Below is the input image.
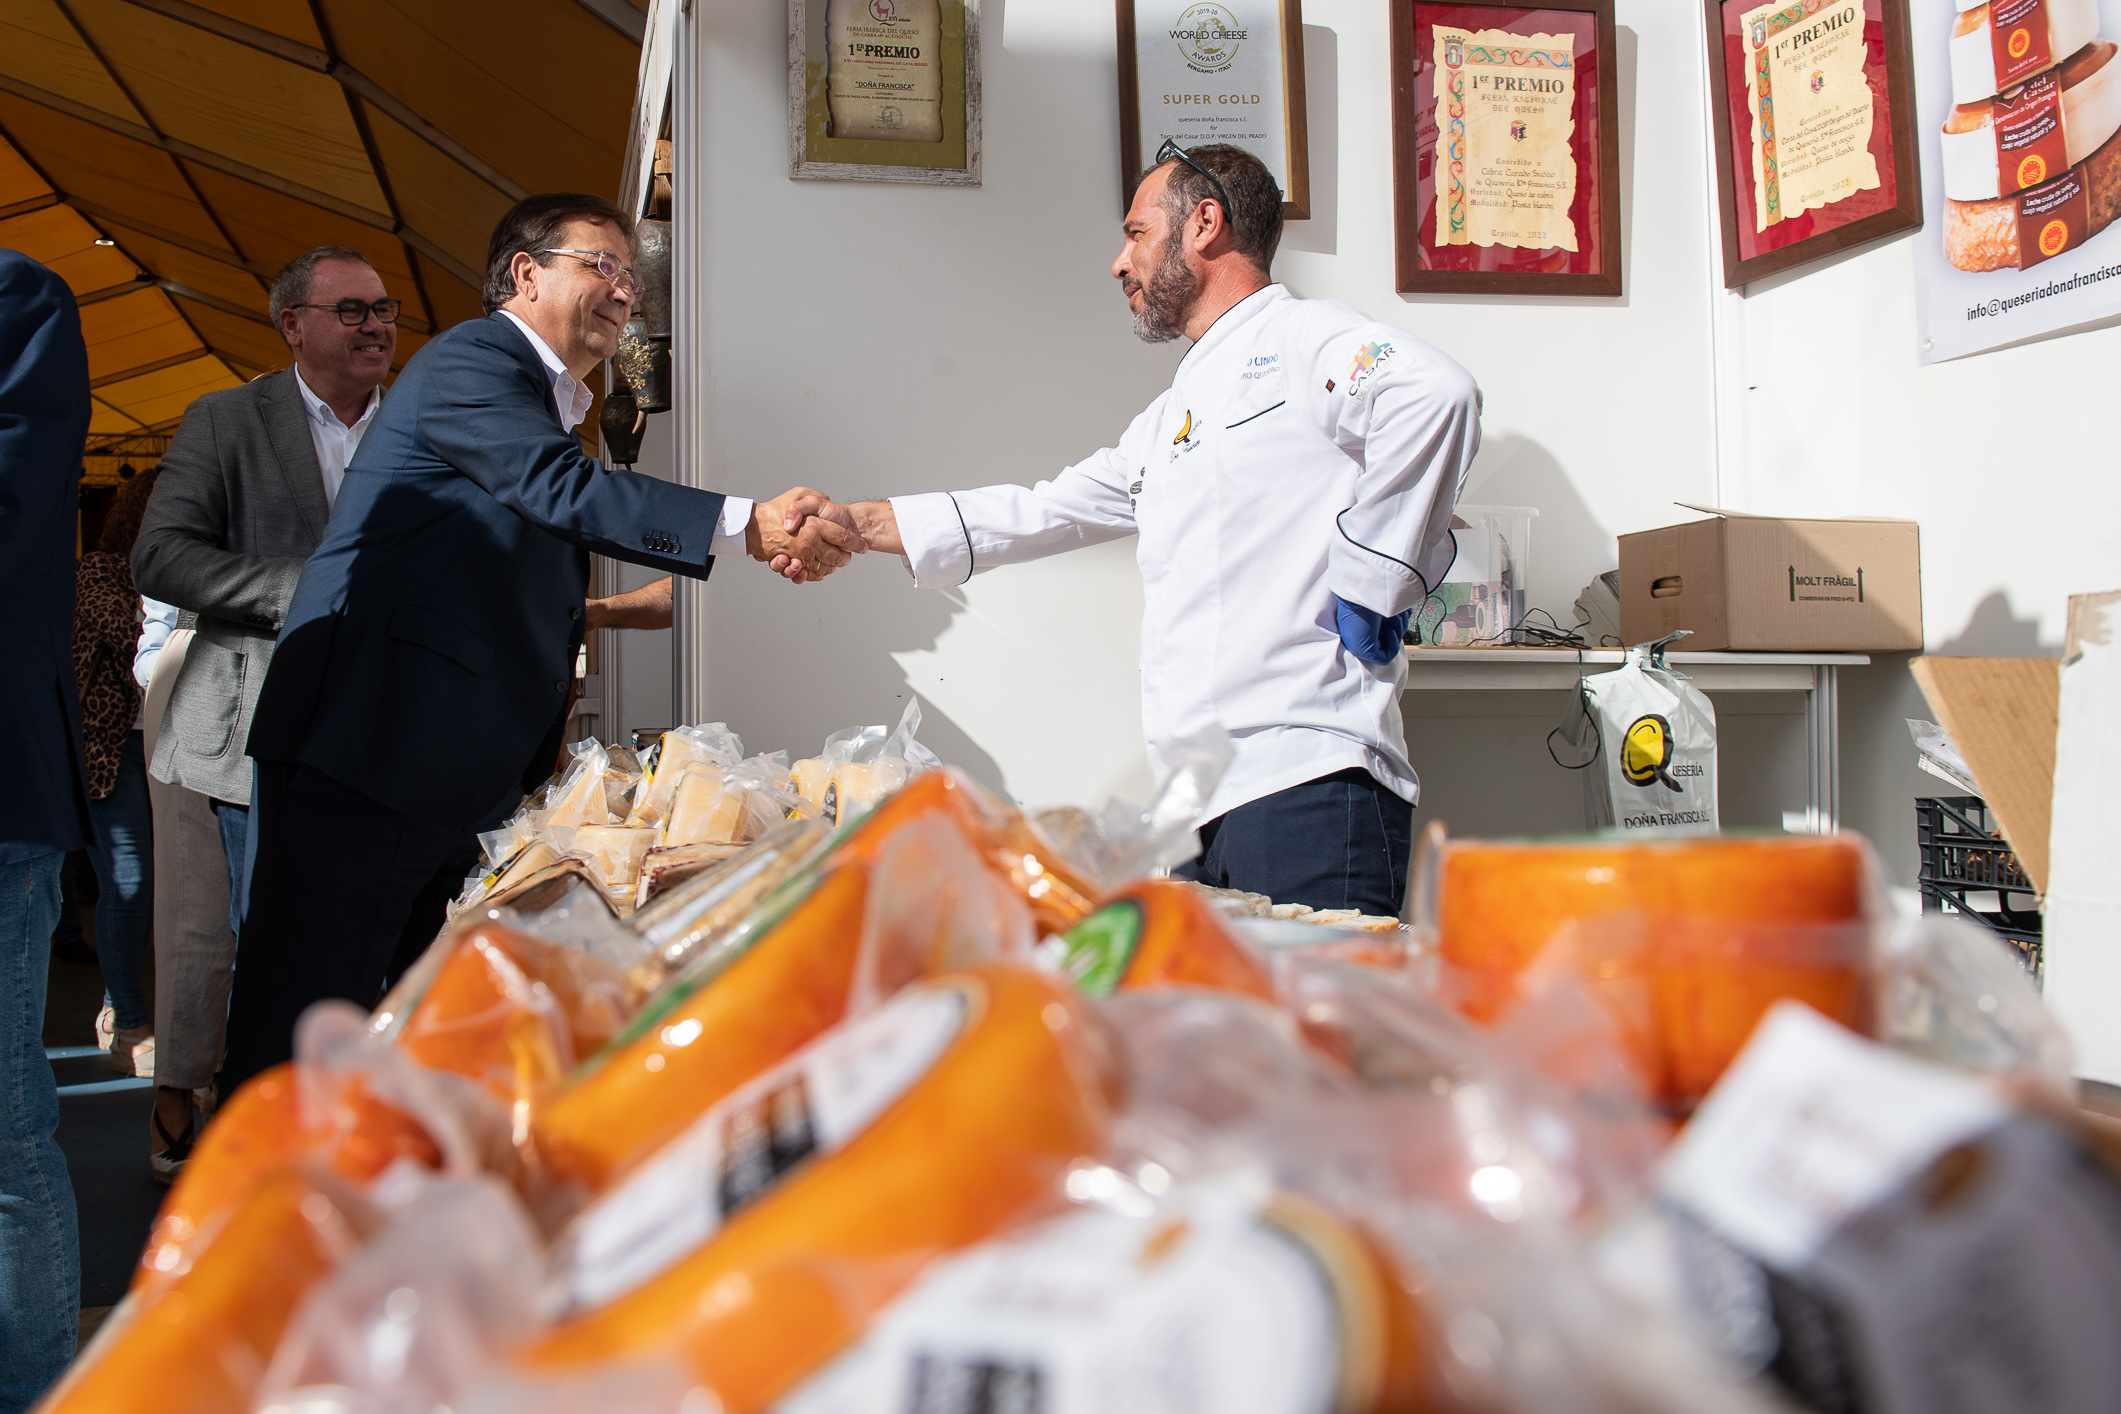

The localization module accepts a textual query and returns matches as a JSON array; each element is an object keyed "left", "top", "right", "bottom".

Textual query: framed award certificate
[
  {"left": 1390, "top": 0, "right": 1623, "bottom": 294},
  {"left": 1705, "top": 0, "right": 1921, "bottom": 286},
  {"left": 788, "top": 0, "right": 982, "bottom": 186},
  {"left": 1116, "top": 1, "right": 1312, "bottom": 218}
]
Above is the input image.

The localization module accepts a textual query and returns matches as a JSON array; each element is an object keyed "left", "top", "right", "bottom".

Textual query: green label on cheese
[{"left": 1062, "top": 900, "right": 1144, "bottom": 998}]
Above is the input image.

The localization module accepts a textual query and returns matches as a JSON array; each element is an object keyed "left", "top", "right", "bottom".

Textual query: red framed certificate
[
  {"left": 1390, "top": 0, "right": 1622, "bottom": 294},
  {"left": 1705, "top": 0, "right": 1922, "bottom": 286}
]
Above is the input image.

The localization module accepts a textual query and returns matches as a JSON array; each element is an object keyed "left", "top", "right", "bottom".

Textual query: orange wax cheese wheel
[
  {"left": 532, "top": 864, "right": 871, "bottom": 1193},
  {"left": 523, "top": 964, "right": 1118, "bottom": 1413},
  {"left": 63, "top": 1169, "right": 366, "bottom": 1414},
  {"left": 1432, "top": 834, "right": 1870, "bottom": 1020},
  {"left": 134, "top": 1063, "right": 436, "bottom": 1292},
  {"left": 395, "top": 922, "right": 640, "bottom": 1104},
  {"left": 1062, "top": 879, "right": 1277, "bottom": 1001},
  {"left": 840, "top": 770, "right": 1099, "bottom": 936}
]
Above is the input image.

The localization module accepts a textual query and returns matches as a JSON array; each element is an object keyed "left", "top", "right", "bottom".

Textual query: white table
[{"left": 1402, "top": 648, "right": 1870, "bottom": 831}]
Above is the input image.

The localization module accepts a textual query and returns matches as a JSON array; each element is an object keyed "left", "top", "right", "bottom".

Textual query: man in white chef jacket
[{"left": 825, "top": 143, "right": 1483, "bottom": 915}]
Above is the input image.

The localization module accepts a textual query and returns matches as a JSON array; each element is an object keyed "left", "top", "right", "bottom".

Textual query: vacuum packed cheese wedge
[
  {"left": 55, "top": 1168, "right": 372, "bottom": 1414},
  {"left": 532, "top": 863, "right": 873, "bottom": 1192},
  {"left": 395, "top": 921, "right": 641, "bottom": 1104},
  {"left": 774, "top": 1183, "right": 1429, "bottom": 1414},
  {"left": 1422, "top": 833, "right": 1875, "bottom": 1109},
  {"left": 568, "top": 824, "right": 656, "bottom": 908},
  {"left": 1061, "top": 879, "right": 1277, "bottom": 1001},
  {"left": 133, "top": 1063, "right": 438, "bottom": 1292},
  {"left": 1951, "top": 0, "right": 2100, "bottom": 105},
  {"left": 789, "top": 756, "right": 833, "bottom": 814},
  {"left": 1944, "top": 42, "right": 2121, "bottom": 199},
  {"left": 522, "top": 965, "right": 1118, "bottom": 1414},
  {"left": 663, "top": 763, "right": 748, "bottom": 846}
]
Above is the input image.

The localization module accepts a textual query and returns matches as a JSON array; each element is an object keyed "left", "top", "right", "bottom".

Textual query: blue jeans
[
  {"left": 0, "top": 854, "right": 80, "bottom": 1411},
  {"left": 87, "top": 732, "right": 154, "bottom": 1032},
  {"left": 1176, "top": 767, "right": 1415, "bottom": 916},
  {"left": 213, "top": 799, "right": 248, "bottom": 938}
]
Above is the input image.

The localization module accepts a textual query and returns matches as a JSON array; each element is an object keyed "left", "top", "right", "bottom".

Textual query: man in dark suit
[
  {"left": 221, "top": 193, "right": 863, "bottom": 1090},
  {"left": 133, "top": 244, "right": 396, "bottom": 1170},
  {"left": 0, "top": 249, "right": 90, "bottom": 1411}
]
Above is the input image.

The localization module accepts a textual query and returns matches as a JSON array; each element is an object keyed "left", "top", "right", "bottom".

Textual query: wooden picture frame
[
  {"left": 1390, "top": 0, "right": 1622, "bottom": 295},
  {"left": 788, "top": 0, "right": 982, "bottom": 186},
  {"left": 1704, "top": 0, "right": 1921, "bottom": 287},
  {"left": 1117, "top": 1, "right": 1311, "bottom": 218}
]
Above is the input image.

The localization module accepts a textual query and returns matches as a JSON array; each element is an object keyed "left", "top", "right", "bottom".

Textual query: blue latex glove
[{"left": 1334, "top": 595, "right": 1412, "bottom": 665}]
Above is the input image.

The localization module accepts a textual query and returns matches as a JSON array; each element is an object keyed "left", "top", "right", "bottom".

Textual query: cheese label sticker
[
  {"left": 1988, "top": 0, "right": 2053, "bottom": 92},
  {"left": 1061, "top": 901, "right": 1143, "bottom": 998},
  {"left": 554, "top": 983, "right": 969, "bottom": 1314},
  {"left": 2015, "top": 163, "right": 2091, "bottom": 267},
  {"left": 1993, "top": 70, "right": 2068, "bottom": 195}
]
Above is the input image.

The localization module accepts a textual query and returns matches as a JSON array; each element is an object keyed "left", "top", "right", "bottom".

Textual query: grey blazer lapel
[{"left": 259, "top": 370, "right": 329, "bottom": 542}]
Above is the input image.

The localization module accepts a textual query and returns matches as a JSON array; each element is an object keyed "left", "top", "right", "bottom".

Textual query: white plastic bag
[{"left": 1558, "top": 644, "right": 1717, "bottom": 834}]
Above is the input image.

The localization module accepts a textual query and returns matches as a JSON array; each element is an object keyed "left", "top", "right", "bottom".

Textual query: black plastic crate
[{"left": 1916, "top": 796, "right": 2042, "bottom": 982}]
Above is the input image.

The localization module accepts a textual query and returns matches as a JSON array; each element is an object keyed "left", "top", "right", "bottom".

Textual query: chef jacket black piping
[
  {"left": 1225, "top": 400, "right": 1286, "bottom": 429},
  {"left": 948, "top": 492, "right": 975, "bottom": 585},
  {"left": 1336, "top": 508, "right": 1430, "bottom": 599}
]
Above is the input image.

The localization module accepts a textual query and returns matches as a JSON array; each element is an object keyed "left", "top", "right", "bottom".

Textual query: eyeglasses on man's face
[
  {"left": 537, "top": 248, "right": 639, "bottom": 297},
  {"left": 1154, "top": 138, "right": 1236, "bottom": 228},
  {"left": 292, "top": 298, "right": 402, "bottom": 326}
]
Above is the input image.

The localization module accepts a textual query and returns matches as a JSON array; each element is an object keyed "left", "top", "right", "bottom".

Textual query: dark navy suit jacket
[
  {"left": 0, "top": 250, "right": 94, "bottom": 863},
  {"left": 247, "top": 314, "right": 725, "bottom": 829}
]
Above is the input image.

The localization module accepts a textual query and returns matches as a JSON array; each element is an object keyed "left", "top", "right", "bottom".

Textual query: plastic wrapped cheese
[
  {"left": 775, "top": 1180, "right": 1429, "bottom": 1414},
  {"left": 394, "top": 921, "right": 644, "bottom": 1108},
  {"left": 1060, "top": 878, "right": 1277, "bottom": 1002},
  {"left": 532, "top": 863, "right": 874, "bottom": 1193},
  {"left": 1413, "top": 829, "right": 1878, "bottom": 1110},
  {"left": 132, "top": 1062, "right": 439, "bottom": 1294},
  {"left": 561, "top": 824, "right": 657, "bottom": 910},
  {"left": 789, "top": 756, "right": 833, "bottom": 814},
  {"left": 543, "top": 740, "right": 614, "bottom": 828},
  {"left": 522, "top": 965, "right": 1120, "bottom": 1413},
  {"left": 661, "top": 761, "right": 744, "bottom": 846},
  {"left": 51, "top": 1168, "right": 376, "bottom": 1414},
  {"left": 626, "top": 723, "right": 744, "bottom": 831}
]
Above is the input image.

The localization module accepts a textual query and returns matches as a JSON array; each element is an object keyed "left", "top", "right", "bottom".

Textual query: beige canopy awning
[{"left": 0, "top": 0, "right": 646, "bottom": 481}]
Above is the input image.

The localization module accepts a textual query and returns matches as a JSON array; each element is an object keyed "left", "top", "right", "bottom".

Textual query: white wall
[{"left": 675, "top": 0, "right": 2113, "bottom": 885}]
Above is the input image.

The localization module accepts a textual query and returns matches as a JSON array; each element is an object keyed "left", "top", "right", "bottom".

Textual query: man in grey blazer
[{"left": 131, "top": 245, "right": 396, "bottom": 1170}]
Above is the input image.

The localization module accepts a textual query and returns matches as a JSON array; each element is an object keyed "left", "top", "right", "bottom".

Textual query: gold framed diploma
[
  {"left": 1116, "top": 1, "right": 1312, "bottom": 218},
  {"left": 1389, "top": 0, "right": 1623, "bottom": 294},
  {"left": 788, "top": 0, "right": 982, "bottom": 186},
  {"left": 1705, "top": 0, "right": 1921, "bottom": 285}
]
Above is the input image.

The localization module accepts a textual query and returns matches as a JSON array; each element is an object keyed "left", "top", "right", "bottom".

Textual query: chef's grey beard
[{"left": 1129, "top": 228, "right": 1198, "bottom": 343}]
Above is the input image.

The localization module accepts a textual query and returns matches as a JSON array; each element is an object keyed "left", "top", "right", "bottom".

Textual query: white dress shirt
[
  {"left": 496, "top": 308, "right": 751, "bottom": 556},
  {"left": 890, "top": 285, "right": 1482, "bottom": 823},
  {"left": 292, "top": 366, "right": 380, "bottom": 512},
  {"left": 135, "top": 595, "right": 178, "bottom": 689}
]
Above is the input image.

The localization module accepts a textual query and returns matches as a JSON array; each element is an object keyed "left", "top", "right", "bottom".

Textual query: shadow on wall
[
  {"left": 1934, "top": 591, "right": 2062, "bottom": 658},
  {"left": 1457, "top": 431, "right": 1617, "bottom": 625},
  {"left": 1281, "top": 25, "right": 1339, "bottom": 258}
]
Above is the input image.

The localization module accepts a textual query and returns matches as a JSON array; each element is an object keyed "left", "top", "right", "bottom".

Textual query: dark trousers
[
  {"left": 220, "top": 760, "right": 477, "bottom": 1095},
  {"left": 1175, "top": 767, "right": 1414, "bottom": 916}
]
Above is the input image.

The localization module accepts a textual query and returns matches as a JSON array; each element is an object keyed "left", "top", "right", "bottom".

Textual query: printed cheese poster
[{"left": 1913, "top": 0, "right": 2121, "bottom": 360}]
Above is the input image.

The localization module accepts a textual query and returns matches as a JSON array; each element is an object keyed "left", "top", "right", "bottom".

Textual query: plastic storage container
[{"left": 1422, "top": 504, "right": 1537, "bottom": 646}]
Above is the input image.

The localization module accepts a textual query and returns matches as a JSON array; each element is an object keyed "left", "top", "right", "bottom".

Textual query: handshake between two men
[{"left": 585, "top": 486, "right": 901, "bottom": 631}]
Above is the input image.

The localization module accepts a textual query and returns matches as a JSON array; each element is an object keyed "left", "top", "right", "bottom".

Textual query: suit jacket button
[
  {"left": 569, "top": 606, "right": 581, "bottom": 621},
  {"left": 554, "top": 679, "right": 567, "bottom": 693}
]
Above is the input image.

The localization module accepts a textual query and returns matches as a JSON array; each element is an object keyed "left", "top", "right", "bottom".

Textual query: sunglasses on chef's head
[{"left": 1154, "top": 138, "right": 1236, "bottom": 227}]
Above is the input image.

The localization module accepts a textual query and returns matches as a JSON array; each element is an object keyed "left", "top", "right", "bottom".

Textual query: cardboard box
[
  {"left": 1909, "top": 655, "right": 2059, "bottom": 893},
  {"left": 1618, "top": 505, "right": 1923, "bottom": 652}
]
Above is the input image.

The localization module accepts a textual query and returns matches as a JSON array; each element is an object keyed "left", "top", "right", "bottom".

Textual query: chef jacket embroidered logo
[
  {"left": 1621, "top": 713, "right": 1682, "bottom": 792},
  {"left": 1243, "top": 353, "right": 1279, "bottom": 379},
  {"left": 1170, "top": 409, "right": 1203, "bottom": 460},
  {"left": 1345, "top": 341, "right": 1394, "bottom": 397},
  {"left": 1172, "top": 4, "right": 1247, "bottom": 74}
]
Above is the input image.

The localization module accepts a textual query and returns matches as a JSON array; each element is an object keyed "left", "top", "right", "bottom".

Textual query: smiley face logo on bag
[{"left": 1621, "top": 713, "right": 1682, "bottom": 792}]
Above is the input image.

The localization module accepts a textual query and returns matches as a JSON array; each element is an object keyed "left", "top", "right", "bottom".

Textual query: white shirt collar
[
  {"left": 497, "top": 309, "right": 594, "bottom": 433},
  {"left": 291, "top": 365, "right": 380, "bottom": 433}
]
